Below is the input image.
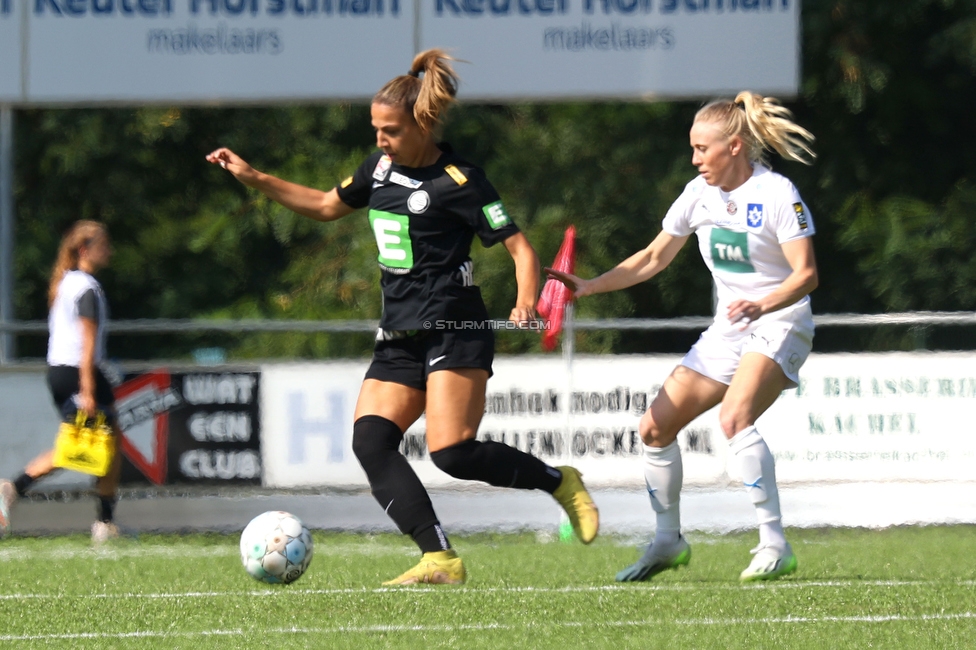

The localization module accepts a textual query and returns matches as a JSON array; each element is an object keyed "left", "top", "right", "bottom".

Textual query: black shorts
[
  {"left": 47, "top": 365, "right": 117, "bottom": 421},
  {"left": 365, "top": 329, "right": 494, "bottom": 391}
]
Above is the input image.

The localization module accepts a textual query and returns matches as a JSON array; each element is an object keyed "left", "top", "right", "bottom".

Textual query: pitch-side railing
[
  {"left": 1, "top": 310, "right": 973, "bottom": 365},
  {"left": 3, "top": 310, "right": 975, "bottom": 336}
]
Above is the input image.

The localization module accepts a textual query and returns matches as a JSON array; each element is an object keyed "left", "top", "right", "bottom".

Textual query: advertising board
[
  {"left": 115, "top": 369, "right": 262, "bottom": 485},
  {"left": 6, "top": 0, "right": 413, "bottom": 103},
  {"left": 259, "top": 352, "right": 976, "bottom": 489},
  {"left": 0, "top": 0, "right": 797, "bottom": 103},
  {"left": 422, "top": 0, "right": 799, "bottom": 100}
]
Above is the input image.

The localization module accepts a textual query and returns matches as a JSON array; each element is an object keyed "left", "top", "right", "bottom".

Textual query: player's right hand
[
  {"left": 78, "top": 391, "right": 97, "bottom": 418},
  {"left": 205, "top": 148, "right": 257, "bottom": 185}
]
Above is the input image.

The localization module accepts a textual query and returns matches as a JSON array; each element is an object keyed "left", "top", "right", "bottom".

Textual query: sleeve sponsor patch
[
  {"left": 482, "top": 201, "right": 512, "bottom": 230},
  {"left": 793, "top": 202, "right": 809, "bottom": 230},
  {"left": 445, "top": 164, "right": 468, "bottom": 186},
  {"left": 340, "top": 176, "right": 354, "bottom": 188},
  {"left": 372, "top": 155, "right": 392, "bottom": 181}
]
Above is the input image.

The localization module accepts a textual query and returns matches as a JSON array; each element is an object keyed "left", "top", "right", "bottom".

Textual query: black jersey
[{"left": 336, "top": 144, "right": 520, "bottom": 330}]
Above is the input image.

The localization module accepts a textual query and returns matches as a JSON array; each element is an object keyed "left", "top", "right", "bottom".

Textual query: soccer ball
[{"left": 239, "top": 511, "right": 313, "bottom": 584}]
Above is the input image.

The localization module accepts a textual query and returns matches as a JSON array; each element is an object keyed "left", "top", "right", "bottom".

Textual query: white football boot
[{"left": 740, "top": 543, "right": 797, "bottom": 582}]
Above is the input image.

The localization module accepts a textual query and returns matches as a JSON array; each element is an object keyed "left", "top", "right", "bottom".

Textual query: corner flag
[{"left": 537, "top": 226, "right": 576, "bottom": 352}]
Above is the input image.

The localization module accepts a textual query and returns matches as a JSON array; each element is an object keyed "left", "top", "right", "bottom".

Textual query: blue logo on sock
[{"left": 744, "top": 478, "right": 762, "bottom": 490}]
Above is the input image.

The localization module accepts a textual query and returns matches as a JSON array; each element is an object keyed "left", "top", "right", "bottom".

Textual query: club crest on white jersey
[{"left": 746, "top": 203, "right": 764, "bottom": 229}]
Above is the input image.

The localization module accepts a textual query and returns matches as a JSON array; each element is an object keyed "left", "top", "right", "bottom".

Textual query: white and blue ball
[{"left": 240, "top": 511, "right": 313, "bottom": 584}]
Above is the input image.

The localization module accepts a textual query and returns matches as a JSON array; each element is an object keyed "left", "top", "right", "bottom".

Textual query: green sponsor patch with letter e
[
  {"left": 368, "top": 210, "right": 414, "bottom": 270},
  {"left": 482, "top": 201, "right": 512, "bottom": 230}
]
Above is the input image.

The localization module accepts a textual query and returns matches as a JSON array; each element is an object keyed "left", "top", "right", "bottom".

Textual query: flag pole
[
  {"left": 561, "top": 301, "right": 574, "bottom": 460},
  {"left": 557, "top": 301, "right": 576, "bottom": 541}
]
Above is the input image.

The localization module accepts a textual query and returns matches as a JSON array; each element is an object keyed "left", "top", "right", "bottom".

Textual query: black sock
[
  {"left": 98, "top": 497, "right": 115, "bottom": 523},
  {"left": 413, "top": 523, "right": 451, "bottom": 554},
  {"left": 352, "top": 416, "right": 450, "bottom": 553},
  {"left": 13, "top": 473, "right": 34, "bottom": 498},
  {"left": 430, "top": 439, "right": 563, "bottom": 493}
]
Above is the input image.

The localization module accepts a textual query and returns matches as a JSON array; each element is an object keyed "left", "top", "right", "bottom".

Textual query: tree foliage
[{"left": 10, "top": 0, "right": 976, "bottom": 359}]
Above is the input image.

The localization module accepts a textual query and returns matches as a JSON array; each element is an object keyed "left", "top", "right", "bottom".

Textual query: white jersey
[
  {"left": 661, "top": 165, "right": 815, "bottom": 326},
  {"left": 47, "top": 270, "right": 108, "bottom": 367}
]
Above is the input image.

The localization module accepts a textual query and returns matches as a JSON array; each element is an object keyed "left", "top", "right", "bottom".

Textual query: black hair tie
[{"left": 408, "top": 70, "right": 421, "bottom": 78}]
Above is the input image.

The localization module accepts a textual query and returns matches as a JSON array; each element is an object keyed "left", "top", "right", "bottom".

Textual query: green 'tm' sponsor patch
[{"left": 709, "top": 228, "right": 754, "bottom": 273}]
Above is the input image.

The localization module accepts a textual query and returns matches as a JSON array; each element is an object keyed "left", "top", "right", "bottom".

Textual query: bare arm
[
  {"left": 726, "top": 236, "right": 819, "bottom": 324},
  {"left": 503, "top": 232, "right": 541, "bottom": 323},
  {"left": 546, "top": 230, "right": 689, "bottom": 298},
  {"left": 78, "top": 317, "right": 98, "bottom": 417},
  {"left": 206, "top": 147, "right": 355, "bottom": 223}
]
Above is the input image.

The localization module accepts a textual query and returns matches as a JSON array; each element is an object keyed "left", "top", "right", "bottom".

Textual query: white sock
[
  {"left": 642, "top": 440, "right": 683, "bottom": 548},
  {"left": 728, "top": 426, "right": 787, "bottom": 549}
]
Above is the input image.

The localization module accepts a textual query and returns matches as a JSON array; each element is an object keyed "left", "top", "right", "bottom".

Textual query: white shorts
[{"left": 680, "top": 309, "right": 814, "bottom": 388}]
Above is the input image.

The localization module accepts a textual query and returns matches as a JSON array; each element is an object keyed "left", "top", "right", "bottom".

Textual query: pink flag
[{"left": 537, "top": 226, "right": 576, "bottom": 352}]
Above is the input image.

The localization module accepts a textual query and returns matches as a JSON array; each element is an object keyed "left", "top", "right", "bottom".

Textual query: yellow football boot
[
  {"left": 552, "top": 466, "right": 599, "bottom": 544},
  {"left": 383, "top": 550, "right": 466, "bottom": 586}
]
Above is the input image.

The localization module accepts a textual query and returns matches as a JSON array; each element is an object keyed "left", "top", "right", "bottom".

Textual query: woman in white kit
[{"left": 547, "top": 92, "right": 818, "bottom": 581}]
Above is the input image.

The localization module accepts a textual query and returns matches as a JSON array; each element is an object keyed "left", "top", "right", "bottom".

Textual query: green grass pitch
[{"left": 0, "top": 526, "right": 974, "bottom": 648}]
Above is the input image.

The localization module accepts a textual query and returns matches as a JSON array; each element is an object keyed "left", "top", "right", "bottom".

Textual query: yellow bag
[{"left": 52, "top": 410, "right": 115, "bottom": 477}]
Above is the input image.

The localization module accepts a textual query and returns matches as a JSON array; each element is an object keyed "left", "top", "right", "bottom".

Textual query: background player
[
  {"left": 0, "top": 220, "right": 124, "bottom": 544},
  {"left": 207, "top": 49, "right": 599, "bottom": 585},
  {"left": 547, "top": 92, "right": 818, "bottom": 582}
]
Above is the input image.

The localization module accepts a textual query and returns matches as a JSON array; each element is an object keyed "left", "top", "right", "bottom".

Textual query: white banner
[
  {"left": 13, "top": 0, "right": 414, "bottom": 103},
  {"left": 0, "top": 0, "right": 798, "bottom": 104},
  {"left": 767, "top": 353, "right": 976, "bottom": 482},
  {"left": 422, "top": 0, "right": 798, "bottom": 100},
  {"left": 260, "top": 361, "right": 368, "bottom": 487},
  {"left": 476, "top": 354, "right": 727, "bottom": 484},
  {"left": 259, "top": 352, "right": 976, "bottom": 489},
  {"left": 258, "top": 355, "right": 727, "bottom": 488}
]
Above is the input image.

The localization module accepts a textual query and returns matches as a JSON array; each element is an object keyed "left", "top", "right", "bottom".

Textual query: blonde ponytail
[
  {"left": 373, "top": 48, "right": 460, "bottom": 133},
  {"left": 695, "top": 92, "right": 815, "bottom": 166},
  {"left": 48, "top": 220, "right": 107, "bottom": 307}
]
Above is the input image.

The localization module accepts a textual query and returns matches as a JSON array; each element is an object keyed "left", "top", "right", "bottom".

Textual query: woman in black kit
[
  {"left": 207, "top": 49, "right": 599, "bottom": 585},
  {"left": 0, "top": 220, "right": 123, "bottom": 545}
]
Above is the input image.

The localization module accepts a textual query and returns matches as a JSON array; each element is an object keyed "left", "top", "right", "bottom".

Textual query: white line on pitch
[
  {"left": 2, "top": 612, "right": 976, "bottom": 642},
  {"left": 0, "top": 579, "right": 974, "bottom": 601}
]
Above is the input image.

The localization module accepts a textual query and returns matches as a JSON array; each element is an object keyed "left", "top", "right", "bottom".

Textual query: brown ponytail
[
  {"left": 48, "top": 220, "right": 107, "bottom": 307},
  {"left": 695, "top": 91, "right": 816, "bottom": 167},
  {"left": 373, "top": 49, "right": 460, "bottom": 134}
]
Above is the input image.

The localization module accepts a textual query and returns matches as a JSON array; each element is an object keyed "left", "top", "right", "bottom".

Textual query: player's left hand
[{"left": 727, "top": 299, "right": 763, "bottom": 330}]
